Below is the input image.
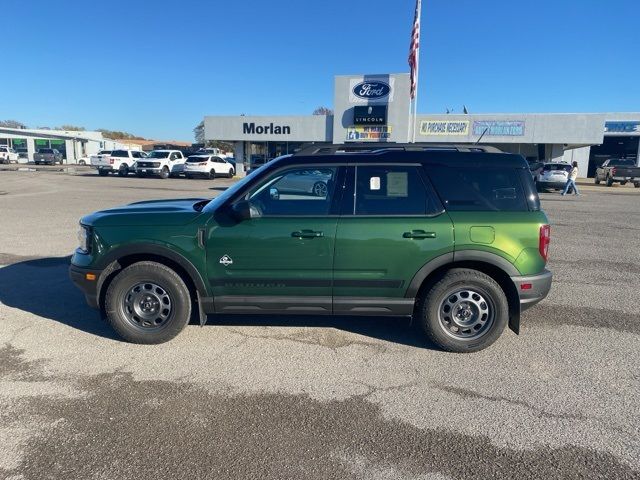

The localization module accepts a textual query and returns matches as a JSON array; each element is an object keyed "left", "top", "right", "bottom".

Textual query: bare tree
[
  {"left": 0, "top": 119, "right": 27, "bottom": 129},
  {"left": 312, "top": 106, "right": 333, "bottom": 116},
  {"left": 194, "top": 121, "right": 204, "bottom": 143}
]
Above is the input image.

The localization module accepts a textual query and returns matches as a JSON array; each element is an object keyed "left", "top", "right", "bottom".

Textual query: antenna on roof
[{"left": 475, "top": 127, "right": 489, "bottom": 145}]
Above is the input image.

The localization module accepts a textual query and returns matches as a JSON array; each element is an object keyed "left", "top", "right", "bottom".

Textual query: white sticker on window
[
  {"left": 387, "top": 172, "right": 408, "bottom": 197},
  {"left": 370, "top": 176, "right": 381, "bottom": 190}
]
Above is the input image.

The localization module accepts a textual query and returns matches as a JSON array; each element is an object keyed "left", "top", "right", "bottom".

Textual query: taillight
[
  {"left": 539, "top": 225, "right": 550, "bottom": 262},
  {"left": 611, "top": 167, "right": 617, "bottom": 176}
]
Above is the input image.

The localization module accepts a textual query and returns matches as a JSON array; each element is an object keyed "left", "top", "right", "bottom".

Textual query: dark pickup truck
[{"left": 595, "top": 159, "right": 640, "bottom": 187}]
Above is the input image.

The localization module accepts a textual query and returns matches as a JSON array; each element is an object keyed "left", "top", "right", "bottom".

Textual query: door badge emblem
[{"left": 219, "top": 255, "right": 233, "bottom": 267}]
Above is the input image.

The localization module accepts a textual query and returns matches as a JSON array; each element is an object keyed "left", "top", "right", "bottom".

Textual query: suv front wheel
[
  {"left": 105, "top": 261, "right": 192, "bottom": 344},
  {"left": 418, "top": 268, "right": 508, "bottom": 353}
]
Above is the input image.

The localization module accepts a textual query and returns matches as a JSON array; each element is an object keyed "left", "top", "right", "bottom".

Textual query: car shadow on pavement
[
  {"left": 208, "top": 314, "right": 432, "bottom": 349},
  {"left": 0, "top": 256, "right": 119, "bottom": 340},
  {"left": 0, "top": 256, "right": 433, "bottom": 349}
]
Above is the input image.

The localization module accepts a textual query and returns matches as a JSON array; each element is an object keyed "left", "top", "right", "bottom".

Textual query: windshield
[
  {"left": 187, "top": 156, "right": 209, "bottom": 163},
  {"left": 148, "top": 151, "right": 170, "bottom": 158},
  {"left": 610, "top": 159, "right": 635, "bottom": 166}
]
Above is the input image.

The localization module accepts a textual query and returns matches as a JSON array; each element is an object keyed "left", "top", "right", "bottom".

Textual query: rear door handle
[
  {"left": 292, "top": 230, "right": 324, "bottom": 238},
  {"left": 403, "top": 230, "right": 436, "bottom": 239}
]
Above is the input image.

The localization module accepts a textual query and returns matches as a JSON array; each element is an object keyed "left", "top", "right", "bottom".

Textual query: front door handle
[
  {"left": 292, "top": 230, "right": 324, "bottom": 239},
  {"left": 403, "top": 230, "right": 436, "bottom": 239}
]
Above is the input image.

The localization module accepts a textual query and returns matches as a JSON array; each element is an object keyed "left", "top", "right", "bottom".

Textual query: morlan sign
[{"left": 243, "top": 122, "right": 291, "bottom": 135}]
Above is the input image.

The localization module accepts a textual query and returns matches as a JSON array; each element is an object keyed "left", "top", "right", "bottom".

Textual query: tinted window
[
  {"left": 111, "top": 150, "right": 129, "bottom": 157},
  {"left": 187, "top": 156, "right": 209, "bottom": 163},
  {"left": 610, "top": 159, "right": 635, "bottom": 166},
  {"left": 542, "top": 163, "right": 571, "bottom": 172},
  {"left": 148, "top": 151, "right": 170, "bottom": 158},
  {"left": 248, "top": 167, "right": 338, "bottom": 216},
  {"left": 429, "top": 167, "right": 529, "bottom": 212},
  {"left": 99, "top": 150, "right": 111, "bottom": 155},
  {"left": 39, "top": 149, "right": 54, "bottom": 154},
  {"left": 354, "top": 165, "right": 436, "bottom": 215}
]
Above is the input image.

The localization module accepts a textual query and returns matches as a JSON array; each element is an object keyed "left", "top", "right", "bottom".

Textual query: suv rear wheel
[
  {"left": 418, "top": 269, "right": 508, "bottom": 353},
  {"left": 105, "top": 261, "right": 192, "bottom": 344}
]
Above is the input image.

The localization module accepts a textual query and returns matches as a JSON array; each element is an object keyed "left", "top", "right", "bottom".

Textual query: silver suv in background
[{"left": 535, "top": 162, "right": 572, "bottom": 191}]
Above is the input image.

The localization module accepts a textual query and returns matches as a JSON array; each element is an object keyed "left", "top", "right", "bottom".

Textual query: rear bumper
[
  {"left": 511, "top": 269, "right": 552, "bottom": 311},
  {"left": 69, "top": 264, "right": 103, "bottom": 309},
  {"left": 537, "top": 180, "right": 566, "bottom": 189}
]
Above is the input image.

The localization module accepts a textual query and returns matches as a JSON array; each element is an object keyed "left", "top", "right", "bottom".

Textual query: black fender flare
[
  {"left": 405, "top": 250, "right": 521, "bottom": 334},
  {"left": 96, "top": 243, "right": 208, "bottom": 297}
]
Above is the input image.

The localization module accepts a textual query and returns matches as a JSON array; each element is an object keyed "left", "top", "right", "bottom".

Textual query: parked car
[
  {"left": 93, "top": 149, "right": 146, "bottom": 176},
  {"left": 89, "top": 150, "right": 112, "bottom": 167},
  {"left": 70, "top": 144, "right": 552, "bottom": 352},
  {"left": 0, "top": 146, "right": 19, "bottom": 164},
  {"left": 16, "top": 148, "right": 28, "bottom": 159},
  {"left": 183, "top": 155, "right": 235, "bottom": 179},
  {"left": 34, "top": 148, "right": 63, "bottom": 165},
  {"left": 272, "top": 168, "right": 333, "bottom": 196},
  {"left": 594, "top": 159, "right": 640, "bottom": 187},
  {"left": 534, "top": 162, "right": 572, "bottom": 191},
  {"left": 135, "top": 150, "right": 185, "bottom": 179}
]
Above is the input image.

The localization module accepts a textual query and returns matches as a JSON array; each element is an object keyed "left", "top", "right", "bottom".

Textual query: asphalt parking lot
[{"left": 0, "top": 169, "right": 639, "bottom": 480}]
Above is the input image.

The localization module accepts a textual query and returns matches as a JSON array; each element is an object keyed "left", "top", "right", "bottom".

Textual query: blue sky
[{"left": 1, "top": 0, "right": 638, "bottom": 140}]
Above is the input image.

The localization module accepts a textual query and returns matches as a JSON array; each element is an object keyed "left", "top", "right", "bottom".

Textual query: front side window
[
  {"left": 353, "top": 165, "right": 437, "bottom": 215},
  {"left": 247, "top": 166, "right": 338, "bottom": 216},
  {"left": 148, "top": 151, "right": 170, "bottom": 159}
]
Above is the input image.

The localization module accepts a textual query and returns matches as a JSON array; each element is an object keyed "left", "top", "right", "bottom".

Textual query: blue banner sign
[
  {"left": 473, "top": 120, "right": 525, "bottom": 136},
  {"left": 605, "top": 121, "right": 640, "bottom": 133}
]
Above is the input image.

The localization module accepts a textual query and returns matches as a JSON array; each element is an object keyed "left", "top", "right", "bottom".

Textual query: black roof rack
[{"left": 293, "top": 142, "right": 503, "bottom": 156}]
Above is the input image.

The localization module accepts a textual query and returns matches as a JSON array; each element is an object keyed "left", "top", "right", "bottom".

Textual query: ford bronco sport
[{"left": 70, "top": 144, "right": 552, "bottom": 352}]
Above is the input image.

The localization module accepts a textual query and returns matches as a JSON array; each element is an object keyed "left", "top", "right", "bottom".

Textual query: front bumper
[
  {"left": 511, "top": 269, "right": 552, "bottom": 311},
  {"left": 69, "top": 264, "right": 103, "bottom": 309}
]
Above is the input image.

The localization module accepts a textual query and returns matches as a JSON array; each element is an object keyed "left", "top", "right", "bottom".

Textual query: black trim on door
[{"left": 208, "top": 278, "right": 404, "bottom": 289}]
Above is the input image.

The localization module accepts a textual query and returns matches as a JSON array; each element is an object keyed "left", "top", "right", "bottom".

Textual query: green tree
[{"left": 194, "top": 121, "right": 204, "bottom": 143}]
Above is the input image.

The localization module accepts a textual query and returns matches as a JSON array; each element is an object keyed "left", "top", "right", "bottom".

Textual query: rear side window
[
  {"left": 111, "top": 150, "right": 128, "bottom": 157},
  {"left": 429, "top": 167, "right": 529, "bottom": 212},
  {"left": 353, "top": 165, "right": 439, "bottom": 215}
]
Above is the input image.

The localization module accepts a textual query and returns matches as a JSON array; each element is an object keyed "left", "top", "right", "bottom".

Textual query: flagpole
[{"left": 412, "top": 0, "right": 422, "bottom": 143}]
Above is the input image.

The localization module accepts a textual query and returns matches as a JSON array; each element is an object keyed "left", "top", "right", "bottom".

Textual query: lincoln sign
[{"left": 243, "top": 122, "right": 291, "bottom": 135}]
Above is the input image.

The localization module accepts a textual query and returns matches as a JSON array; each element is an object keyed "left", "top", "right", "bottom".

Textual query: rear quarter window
[{"left": 428, "top": 166, "right": 529, "bottom": 212}]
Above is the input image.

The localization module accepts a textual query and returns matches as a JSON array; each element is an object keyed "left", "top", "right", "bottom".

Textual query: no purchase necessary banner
[{"left": 420, "top": 120, "right": 469, "bottom": 136}]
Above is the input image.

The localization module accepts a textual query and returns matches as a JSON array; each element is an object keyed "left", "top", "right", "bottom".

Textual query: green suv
[{"left": 70, "top": 145, "right": 552, "bottom": 352}]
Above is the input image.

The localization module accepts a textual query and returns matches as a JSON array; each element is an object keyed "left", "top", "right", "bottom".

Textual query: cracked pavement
[{"left": 0, "top": 171, "right": 639, "bottom": 479}]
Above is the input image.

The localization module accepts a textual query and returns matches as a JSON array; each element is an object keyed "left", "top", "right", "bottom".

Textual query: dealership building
[
  {"left": 204, "top": 73, "right": 640, "bottom": 177},
  {"left": 0, "top": 127, "right": 137, "bottom": 163}
]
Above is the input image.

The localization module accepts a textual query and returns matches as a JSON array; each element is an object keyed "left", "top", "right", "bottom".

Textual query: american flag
[{"left": 408, "top": 0, "right": 422, "bottom": 99}]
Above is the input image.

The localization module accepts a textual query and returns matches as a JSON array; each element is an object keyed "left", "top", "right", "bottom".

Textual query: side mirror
[{"left": 231, "top": 200, "right": 260, "bottom": 221}]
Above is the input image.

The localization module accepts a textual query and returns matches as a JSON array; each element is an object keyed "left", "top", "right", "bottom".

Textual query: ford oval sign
[{"left": 352, "top": 81, "right": 391, "bottom": 100}]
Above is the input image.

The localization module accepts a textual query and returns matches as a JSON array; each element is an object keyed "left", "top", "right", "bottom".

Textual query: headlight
[
  {"left": 77, "top": 224, "right": 92, "bottom": 253},
  {"left": 152, "top": 162, "right": 160, "bottom": 168}
]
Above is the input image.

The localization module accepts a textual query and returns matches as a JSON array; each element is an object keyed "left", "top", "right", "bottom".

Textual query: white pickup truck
[
  {"left": 135, "top": 150, "right": 186, "bottom": 179},
  {"left": 92, "top": 149, "right": 147, "bottom": 176},
  {"left": 0, "top": 146, "right": 19, "bottom": 164}
]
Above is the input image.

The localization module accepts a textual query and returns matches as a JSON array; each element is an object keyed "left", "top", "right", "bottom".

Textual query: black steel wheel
[
  {"left": 418, "top": 268, "right": 508, "bottom": 353},
  {"left": 105, "top": 261, "right": 192, "bottom": 344}
]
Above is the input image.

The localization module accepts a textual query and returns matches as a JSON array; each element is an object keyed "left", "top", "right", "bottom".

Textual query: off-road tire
[
  {"left": 105, "top": 261, "right": 192, "bottom": 344},
  {"left": 417, "top": 268, "right": 509, "bottom": 353}
]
